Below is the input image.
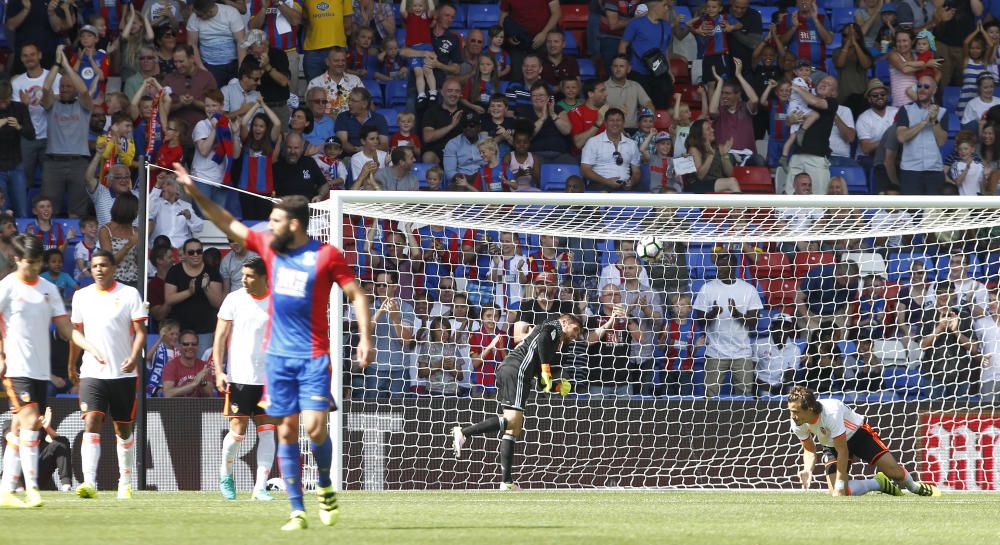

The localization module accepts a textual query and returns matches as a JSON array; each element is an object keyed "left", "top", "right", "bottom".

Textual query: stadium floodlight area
[{"left": 311, "top": 192, "right": 1000, "bottom": 492}]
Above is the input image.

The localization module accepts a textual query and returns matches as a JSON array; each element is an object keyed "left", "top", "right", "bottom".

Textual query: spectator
[
  {"left": 961, "top": 72, "right": 1000, "bottom": 133},
  {"left": 301, "top": 0, "right": 353, "bottom": 82},
  {"left": 856, "top": 79, "right": 898, "bottom": 181},
  {"left": 540, "top": 31, "right": 579, "bottom": 88},
  {"left": 457, "top": 29, "right": 488, "bottom": 83},
  {"left": 504, "top": 53, "right": 547, "bottom": 112},
  {"left": 307, "top": 47, "right": 363, "bottom": 118},
  {"left": 12, "top": 44, "right": 58, "bottom": 200},
  {"left": 783, "top": 75, "right": 840, "bottom": 195},
  {"left": 500, "top": 0, "right": 560, "bottom": 74},
  {"left": 4, "top": 0, "right": 70, "bottom": 71},
  {"left": 708, "top": 58, "right": 761, "bottom": 165},
  {"left": 144, "top": 0, "right": 186, "bottom": 30},
  {"left": 586, "top": 284, "right": 640, "bottom": 397},
  {"left": 422, "top": 78, "right": 471, "bottom": 165},
  {"left": 693, "top": 252, "right": 761, "bottom": 398},
  {"left": 443, "top": 112, "right": 486, "bottom": 185},
  {"left": 896, "top": 75, "right": 948, "bottom": 194},
  {"left": 605, "top": 55, "right": 655, "bottom": 129},
  {"left": 896, "top": 0, "right": 937, "bottom": 33},
  {"left": 727, "top": 0, "right": 763, "bottom": 74},
  {"left": 834, "top": 23, "right": 875, "bottom": 119},
  {"left": 335, "top": 87, "right": 389, "bottom": 154},
  {"left": 684, "top": 119, "right": 741, "bottom": 193},
  {"left": 580, "top": 108, "right": 640, "bottom": 191},
  {"left": 515, "top": 271, "right": 574, "bottom": 327},
  {"left": 154, "top": 26, "right": 179, "bottom": 76},
  {"left": 314, "top": 137, "right": 349, "bottom": 190},
  {"left": 888, "top": 30, "right": 925, "bottom": 108},
  {"left": 243, "top": 30, "right": 292, "bottom": 131},
  {"left": 502, "top": 129, "right": 541, "bottom": 190},
  {"left": 350, "top": 125, "right": 391, "bottom": 184},
  {"left": 273, "top": 132, "right": 330, "bottom": 200},
  {"left": 919, "top": 281, "right": 976, "bottom": 397},
  {"left": 301, "top": 87, "right": 336, "bottom": 154},
  {"left": 417, "top": 316, "right": 462, "bottom": 396},
  {"left": 753, "top": 313, "right": 802, "bottom": 395},
  {"left": 221, "top": 58, "right": 263, "bottom": 118},
  {"left": 40, "top": 46, "right": 92, "bottom": 218},
  {"left": 488, "top": 231, "right": 530, "bottom": 312},
  {"left": 164, "top": 44, "right": 219, "bottom": 144},
  {"left": 0, "top": 79, "right": 35, "bottom": 219},
  {"left": 796, "top": 260, "right": 860, "bottom": 342},
  {"left": 470, "top": 305, "right": 505, "bottom": 398},
  {"left": 800, "top": 328, "right": 845, "bottom": 393},
  {"left": 99, "top": 193, "right": 141, "bottom": 288},
  {"left": 85, "top": 157, "right": 139, "bottom": 228},
  {"left": 352, "top": 0, "right": 396, "bottom": 47},
  {"left": 660, "top": 293, "right": 699, "bottom": 395},
  {"left": 236, "top": 105, "right": 284, "bottom": 220},
  {"left": 73, "top": 217, "right": 98, "bottom": 287},
  {"left": 187, "top": 0, "right": 246, "bottom": 86},
  {"left": 26, "top": 195, "right": 71, "bottom": 250},
  {"left": 149, "top": 176, "right": 204, "bottom": 248},
  {"left": 164, "top": 238, "right": 224, "bottom": 354},
  {"left": 777, "top": 0, "right": 833, "bottom": 66},
  {"left": 163, "top": 329, "right": 216, "bottom": 397},
  {"left": 520, "top": 83, "right": 573, "bottom": 163},
  {"left": 978, "top": 289, "right": 1000, "bottom": 402},
  {"left": 365, "top": 269, "right": 414, "bottom": 398},
  {"left": 404, "top": 2, "right": 462, "bottom": 108},
  {"left": 829, "top": 101, "right": 858, "bottom": 168},
  {"left": 562, "top": 80, "right": 610, "bottom": 155},
  {"left": 191, "top": 89, "right": 242, "bottom": 209},
  {"left": 934, "top": 0, "right": 981, "bottom": 87},
  {"left": 374, "top": 146, "right": 420, "bottom": 191},
  {"left": 487, "top": 25, "right": 512, "bottom": 80},
  {"left": 124, "top": 46, "right": 163, "bottom": 101},
  {"left": 619, "top": 256, "right": 663, "bottom": 394},
  {"left": 219, "top": 238, "right": 260, "bottom": 295},
  {"left": 619, "top": 1, "right": 678, "bottom": 110},
  {"left": 147, "top": 245, "right": 174, "bottom": 330}
]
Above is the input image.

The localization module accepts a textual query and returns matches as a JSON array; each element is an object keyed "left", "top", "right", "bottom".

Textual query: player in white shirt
[
  {"left": 212, "top": 257, "right": 278, "bottom": 501},
  {"left": 68, "top": 250, "right": 148, "bottom": 501},
  {"left": 787, "top": 385, "right": 940, "bottom": 497},
  {"left": 0, "top": 235, "right": 104, "bottom": 509}
]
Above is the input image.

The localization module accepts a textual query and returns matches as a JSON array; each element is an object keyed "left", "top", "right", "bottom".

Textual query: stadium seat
[
  {"left": 412, "top": 162, "right": 432, "bottom": 187},
  {"left": 792, "top": 251, "right": 834, "bottom": 277},
  {"left": 824, "top": 0, "right": 855, "bottom": 8},
  {"left": 563, "top": 31, "right": 580, "bottom": 56},
  {"left": 385, "top": 79, "right": 409, "bottom": 106},
  {"left": 568, "top": 30, "right": 587, "bottom": 56},
  {"left": 945, "top": 112, "right": 959, "bottom": 136},
  {"left": 831, "top": 8, "right": 857, "bottom": 32},
  {"left": 390, "top": 2, "right": 401, "bottom": 24},
  {"left": 757, "top": 6, "right": 779, "bottom": 25},
  {"left": 874, "top": 59, "right": 889, "bottom": 83},
  {"left": 732, "top": 166, "right": 773, "bottom": 193},
  {"left": 670, "top": 58, "right": 691, "bottom": 85},
  {"left": 452, "top": 4, "right": 468, "bottom": 28},
  {"left": 362, "top": 79, "right": 383, "bottom": 106},
  {"left": 540, "top": 163, "right": 581, "bottom": 192},
  {"left": 376, "top": 107, "right": 401, "bottom": 133},
  {"left": 886, "top": 252, "right": 928, "bottom": 282},
  {"left": 751, "top": 252, "right": 793, "bottom": 279},
  {"left": 942, "top": 85, "right": 961, "bottom": 113},
  {"left": 830, "top": 165, "right": 868, "bottom": 194},
  {"left": 758, "top": 278, "right": 798, "bottom": 308},
  {"left": 395, "top": 28, "right": 406, "bottom": 47},
  {"left": 940, "top": 138, "right": 955, "bottom": 161},
  {"left": 452, "top": 28, "right": 470, "bottom": 42},
  {"left": 579, "top": 58, "right": 596, "bottom": 80},
  {"left": 676, "top": 83, "right": 702, "bottom": 110},
  {"left": 560, "top": 4, "right": 588, "bottom": 29},
  {"left": 467, "top": 4, "right": 500, "bottom": 28},
  {"left": 686, "top": 245, "right": 717, "bottom": 279},
  {"left": 654, "top": 109, "right": 672, "bottom": 130}
]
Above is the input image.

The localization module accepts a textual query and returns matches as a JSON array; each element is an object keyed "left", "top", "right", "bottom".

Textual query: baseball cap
[
  {"left": 462, "top": 111, "right": 481, "bottom": 128},
  {"left": 654, "top": 131, "right": 672, "bottom": 143},
  {"left": 80, "top": 25, "right": 100, "bottom": 37},
  {"left": 324, "top": 136, "right": 342, "bottom": 148},
  {"left": 638, "top": 107, "right": 655, "bottom": 120},
  {"left": 635, "top": 4, "right": 649, "bottom": 17},
  {"left": 881, "top": 3, "right": 896, "bottom": 13},
  {"left": 794, "top": 59, "right": 812, "bottom": 69}
]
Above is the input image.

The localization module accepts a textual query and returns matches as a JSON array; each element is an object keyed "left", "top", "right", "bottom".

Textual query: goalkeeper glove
[
  {"left": 556, "top": 378, "right": 572, "bottom": 396},
  {"left": 541, "top": 364, "right": 554, "bottom": 392}
]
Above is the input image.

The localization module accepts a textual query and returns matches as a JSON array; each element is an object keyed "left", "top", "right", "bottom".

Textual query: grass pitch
[{"left": 4, "top": 490, "right": 999, "bottom": 545}]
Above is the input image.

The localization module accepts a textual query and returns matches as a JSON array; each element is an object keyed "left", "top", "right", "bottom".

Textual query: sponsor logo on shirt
[
  {"left": 274, "top": 266, "right": 309, "bottom": 298},
  {"left": 316, "top": 2, "right": 330, "bottom": 11}
]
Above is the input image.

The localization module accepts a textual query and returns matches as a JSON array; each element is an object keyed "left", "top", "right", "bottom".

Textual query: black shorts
[
  {"left": 821, "top": 423, "right": 890, "bottom": 475},
  {"left": 3, "top": 377, "right": 47, "bottom": 414},
  {"left": 495, "top": 360, "right": 531, "bottom": 412},
  {"left": 80, "top": 377, "right": 138, "bottom": 423},
  {"left": 224, "top": 383, "right": 267, "bottom": 418},
  {"left": 700, "top": 54, "right": 732, "bottom": 84}
]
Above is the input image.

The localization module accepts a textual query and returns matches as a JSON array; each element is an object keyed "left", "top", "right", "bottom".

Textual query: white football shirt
[
  {"left": 217, "top": 288, "right": 270, "bottom": 385},
  {"left": 71, "top": 281, "right": 147, "bottom": 379},
  {"left": 791, "top": 398, "right": 866, "bottom": 447},
  {"left": 692, "top": 279, "right": 763, "bottom": 359},
  {"left": 0, "top": 275, "right": 67, "bottom": 380}
]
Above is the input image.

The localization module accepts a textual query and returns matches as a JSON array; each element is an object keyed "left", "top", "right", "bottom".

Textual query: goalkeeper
[{"left": 451, "top": 314, "right": 583, "bottom": 490}]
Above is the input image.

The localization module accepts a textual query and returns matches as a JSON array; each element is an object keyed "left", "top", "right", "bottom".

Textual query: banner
[{"left": 920, "top": 412, "right": 1000, "bottom": 491}]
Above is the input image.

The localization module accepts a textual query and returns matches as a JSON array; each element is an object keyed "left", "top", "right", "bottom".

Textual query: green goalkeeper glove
[
  {"left": 541, "top": 364, "right": 554, "bottom": 392},
  {"left": 556, "top": 378, "right": 572, "bottom": 396}
]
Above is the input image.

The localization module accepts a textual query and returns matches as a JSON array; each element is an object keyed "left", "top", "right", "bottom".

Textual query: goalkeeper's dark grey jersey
[{"left": 500, "top": 319, "right": 561, "bottom": 379}]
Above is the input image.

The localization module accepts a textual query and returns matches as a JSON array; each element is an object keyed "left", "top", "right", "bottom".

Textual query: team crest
[
  {"left": 302, "top": 170, "right": 311, "bottom": 180},
  {"left": 80, "top": 401, "right": 89, "bottom": 412},
  {"left": 19, "top": 390, "right": 31, "bottom": 403},
  {"left": 230, "top": 403, "right": 240, "bottom": 414}
]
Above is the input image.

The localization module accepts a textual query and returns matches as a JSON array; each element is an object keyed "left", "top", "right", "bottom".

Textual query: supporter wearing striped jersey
[
  {"left": 776, "top": 0, "right": 833, "bottom": 66},
  {"left": 788, "top": 385, "right": 939, "bottom": 497},
  {"left": 0, "top": 235, "right": 105, "bottom": 509},
  {"left": 69, "top": 250, "right": 148, "bottom": 501},
  {"left": 213, "top": 256, "right": 279, "bottom": 501},
  {"left": 452, "top": 315, "right": 583, "bottom": 490}
]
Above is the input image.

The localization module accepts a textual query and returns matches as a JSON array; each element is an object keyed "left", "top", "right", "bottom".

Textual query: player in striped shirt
[
  {"left": 788, "top": 385, "right": 940, "bottom": 497},
  {"left": 174, "top": 164, "right": 373, "bottom": 531},
  {"left": 451, "top": 315, "right": 582, "bottom": 490}
]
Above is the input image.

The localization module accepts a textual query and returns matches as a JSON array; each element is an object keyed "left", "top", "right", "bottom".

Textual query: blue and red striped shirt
[
  {"left": 473, "top": 163, "right": 510, "bottom": 192},
  {"left": 248, "top": 0, "right": 302, "bottom": 51},
  {"left": 778, "top": 12, "right": 827, "bottom": 65},
  {"left": 767, "top": 98, "right": 790, "bottom": 142},
  {"left": 238, "top": 147, "right": 275, "bottom": 195},
  {"left": 691, "top": 14, "right": 736, "bottom": 57}
]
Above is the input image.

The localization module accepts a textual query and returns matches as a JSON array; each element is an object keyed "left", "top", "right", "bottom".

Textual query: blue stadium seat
[
  {"left": 385, "top": 79, "right": 409, "bottom": 106},
  {"left": 540, "top": 163, "right": 580, "bottom": 191},
  {"left": 395, "top": 28, "right": 406, "bottom": 47},
  {"left": 942, "top": 86, "right": 961, "bottom": 114},
  {"left": 563, "top": 31, "right": 580, "bottom": 56},
  {"left": 946, "top": 112, "right": 959, "bottom": 136},
  {"left": 376, "top": 107, "right": 402, "bottom": 133},
  {"left": 362, "top": 79, "right": 383, "bottom": 106},
  {"left": 874, "top": 59, "right": 890, "bottom": 83},
  {"left": 757, "top": 6, "right": 779, "bottom": 25},
  {"left": 830, "top": 165, "right": 868, "bottom": 194},
  {"left": 980, "top": 252, "right": 1000, "bottom": 284},
  {"left": 674, "top": 6, "right": 693, "bottom": 21},
  {"left": 831, "top": 8, "right": 857, "bottom": 32},
  {"left": 686, "top": 246, "right": 717, "bottom": 279},
  {"left": 452, "top": 28, "right": 470, "bottom": 42},
  {"left": 578, "top": 58, "right": 596, "bottom": 80},
  {"left": 412, "top": 162, "right": 432, "bottom": 188},
  {"left": 467, "top": 4, "right": 501, "bottom": 28},
  {"left": 940, "top": 138, "right": 955, "bottom": 161},
  {"left": 452, "top": 4, "right": 468, "bottom": 28},
  {"left": 824, "top": 0, "right": 855, "bottom": 8},
  {"left": 886, "top": 252, "right": 929, "bottom": 282}
]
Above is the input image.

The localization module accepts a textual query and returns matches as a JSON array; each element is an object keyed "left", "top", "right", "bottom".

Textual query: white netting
[{"left": 312, "top": 193, "right": 1000, "bottom": 492}]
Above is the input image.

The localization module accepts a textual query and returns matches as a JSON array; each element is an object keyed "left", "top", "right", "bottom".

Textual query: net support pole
[
  {"left": 137, "top": 160, "right": 150, "bottom": 491},
  {"left": 330, "top": 194, "right": 345, "bottom": 492}
]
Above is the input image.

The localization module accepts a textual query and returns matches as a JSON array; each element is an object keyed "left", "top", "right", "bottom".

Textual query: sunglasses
[
  {"left": 869, "top": 92, "right": 886, "bottom": 98},
  {"left": 613, "top": 151, "right": 623, "bottom": 166},
  {"left": 186, "top": 248, "right": 204, "bottom": 256}
]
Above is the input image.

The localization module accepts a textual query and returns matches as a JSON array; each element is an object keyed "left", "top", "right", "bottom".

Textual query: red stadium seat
[
  {"left": 560, "top": 4, "right": 588, "bottom": 29},
  {"left": 675, "top": 84, "right": 702, "bottom": 110},
  {"left": 751, "top": 252, "right": 792, "bottom": 279},
  {"left": 569, "top": 30, "right": 587, "bottom": 56},
  {"left": 732, "top": 166, "right": 774, "bottom": 193},
  {"left": 793, "top": 251, "right": 835, "bottom": 277},
  {"left": 670, "top": 58, "right": 691, "bottom": 85},
  {"left": 759, "top": 278, "right": 799, "bottom": 308},
  {"left": 654, "top": 110, "right": 672, "bottom": 130}
]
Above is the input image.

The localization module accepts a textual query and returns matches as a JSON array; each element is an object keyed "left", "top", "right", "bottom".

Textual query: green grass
[{"left": 4, "top": 490, "right": 1000, "bottom": 545}]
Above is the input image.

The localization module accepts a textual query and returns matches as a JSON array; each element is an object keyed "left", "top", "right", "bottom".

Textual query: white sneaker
[
  {"left": 498, "top": 482, "right": 520, "bottom": 491},
  {"left": 451, "top": 426, "right": 465, "bottom": 459}
]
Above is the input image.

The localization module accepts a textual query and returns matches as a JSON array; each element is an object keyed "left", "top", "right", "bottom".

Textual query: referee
[{"left": 451, "top": 314, "right": 582, "bottom": 490}]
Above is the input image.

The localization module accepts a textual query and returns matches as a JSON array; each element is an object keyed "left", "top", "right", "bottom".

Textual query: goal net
[{"left": 311, "top": 192, "right": 1000, "bottom": 492}]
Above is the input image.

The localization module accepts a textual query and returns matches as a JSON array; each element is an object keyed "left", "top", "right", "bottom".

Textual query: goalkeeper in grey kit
[{"left": 451, "top": 314, "right": 583, "bottom": 490}]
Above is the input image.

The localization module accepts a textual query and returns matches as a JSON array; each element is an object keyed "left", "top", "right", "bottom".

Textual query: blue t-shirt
[
  {"left": 622, "top": 16, "right": 672, "bottom": 76},
  {"left": 333, "top": 111, "right": 389, "bottom": 148},
  {"left": 304, "top": 116, "right": 336, "bottom": 147},
  {"left": 41, "top": 271, "right": 78, "bottom": 303}
]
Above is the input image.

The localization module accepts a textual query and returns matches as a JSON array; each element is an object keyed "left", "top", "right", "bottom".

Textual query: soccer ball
[{"left": 636, "top": 236, "right": 662, "bottom": 261}]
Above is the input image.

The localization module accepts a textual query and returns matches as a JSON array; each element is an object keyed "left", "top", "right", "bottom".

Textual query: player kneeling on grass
[
  {"left": 788, "top": 385, "right": 940, "bottom": 497},
  {"left": 213, "top": 256, "right": 279, "bottom": 501},
  {"left": 452, "top": 314, "right": 582, "bottom": 490}
]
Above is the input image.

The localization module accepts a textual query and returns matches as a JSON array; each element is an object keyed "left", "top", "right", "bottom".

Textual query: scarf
[
  {"left": 211, "top": 113, "right": 233, "bottom": 184},
  {"left": 146, "top": 87, "right": 164, "bottom": 157}
]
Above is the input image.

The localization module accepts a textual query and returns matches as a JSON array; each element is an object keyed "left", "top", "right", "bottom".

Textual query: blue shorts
[
  {"left": 265, "top": 354, "right": 336, "bottom": 418},
  {"left": 766, "top": 139, "right": 783, "bottom": 168},
  {"left": 406, "top": 43, "right": 434, "bottom": 68}
]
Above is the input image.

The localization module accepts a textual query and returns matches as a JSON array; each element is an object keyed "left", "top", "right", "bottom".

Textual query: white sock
[
  {"left": 221, "top": 432, "right": 243, "bottom": 478},
  {"left": 848, "top": 479, "right": 881, "bottom": 496},
  {"left": 896, "top": 469, "right": 920, "bottom": 493},
  {"left": 82, "top": 432, "right": 101, "bottom": 486},
  {"left": 429, "top": 89, "right": 438, "bottom": 96},
  {"left": 1, "top": 433, "right": 21, "bottom": 492},
  {"left": 417, "top": 92, "right": 427, "bottom": 99},
  {"left": 254, "top": 425, "right": 276, "bottom": 490},
  {"left": 19, "top": 429, "right": 40, "bottom": 490},
  {"left": 116, "top": 434, "right": 135, "bottom": 485}
]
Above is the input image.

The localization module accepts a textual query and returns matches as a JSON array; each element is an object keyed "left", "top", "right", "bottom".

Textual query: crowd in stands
[{"left": 3, "top": 0, "right": 1000, "bottom": 402}]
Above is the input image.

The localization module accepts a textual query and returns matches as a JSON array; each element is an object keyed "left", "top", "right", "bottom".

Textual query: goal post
[{"left": 313, "top": 191, "right": 1000, "bottom": 492}]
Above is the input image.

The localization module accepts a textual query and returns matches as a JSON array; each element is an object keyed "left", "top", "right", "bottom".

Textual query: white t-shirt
[
  {"left": 489, "top": 254, "right": 529, "bottom": 310},
  {"left": 597, "top": 263, "right": 651, "bottom": 292},
  {"left": 73, "top": 239, "right": 97, "bottom": 282},
  {"left": 191, "top": 118, "right": 227, "bottom": 183},
  {"left": 673, "top": 124, "right": 691, "bottom": 159},
  {"left": 350, "top": 149, "right": 389, "bottom": 181},
  {"left": 187, "top": 4, "right": 245, "bottom": 65},
  {"left": 580, "top": 132, "right": 641, "bottom": 182},
  {"left": 949, "top": 159, "right": 985, "bottom": 196},
  {"left": 753, "top": 338, "right": 802, "bottom": 386},
  {"left": 788, "top": 77, "right": 814, "bottom": 128},
  {"left": 216, "top": 288, "right": 270, "bottom": 385},
  {"left": 791, "top": 398, "right": 865, "bottom": 447},
  {"left": 961, "top": 95, "right": 999, "bottom": 126},
  {"left": 867, "top": 208, "right": 913, "bottom": 248},
  {"left": 0, "top": 275, "right": 67, "bottom": 380},
  {"left": 855, "top": 106, "right": 898, "bottom": 158},
  {"left": 829, "top": 105, "right": 855, "bottom": 158},
  {"left": 12, "top": 70, "right": 60, "bottom": 139},
  {"left": 71, "top": 282, "right": 147, "bottom": 379},
  {"left": 692, "top": 279, "right": 762, "bottom": 359}
]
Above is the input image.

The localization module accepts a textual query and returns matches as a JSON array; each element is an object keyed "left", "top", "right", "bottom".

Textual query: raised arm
[{"left": 173, "top": 163, "right": 251, "bottom": 243}]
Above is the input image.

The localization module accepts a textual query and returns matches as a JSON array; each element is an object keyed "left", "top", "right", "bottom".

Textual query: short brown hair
[{"left": 787, "top": 385, "right": 823, "bottom": 413}]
